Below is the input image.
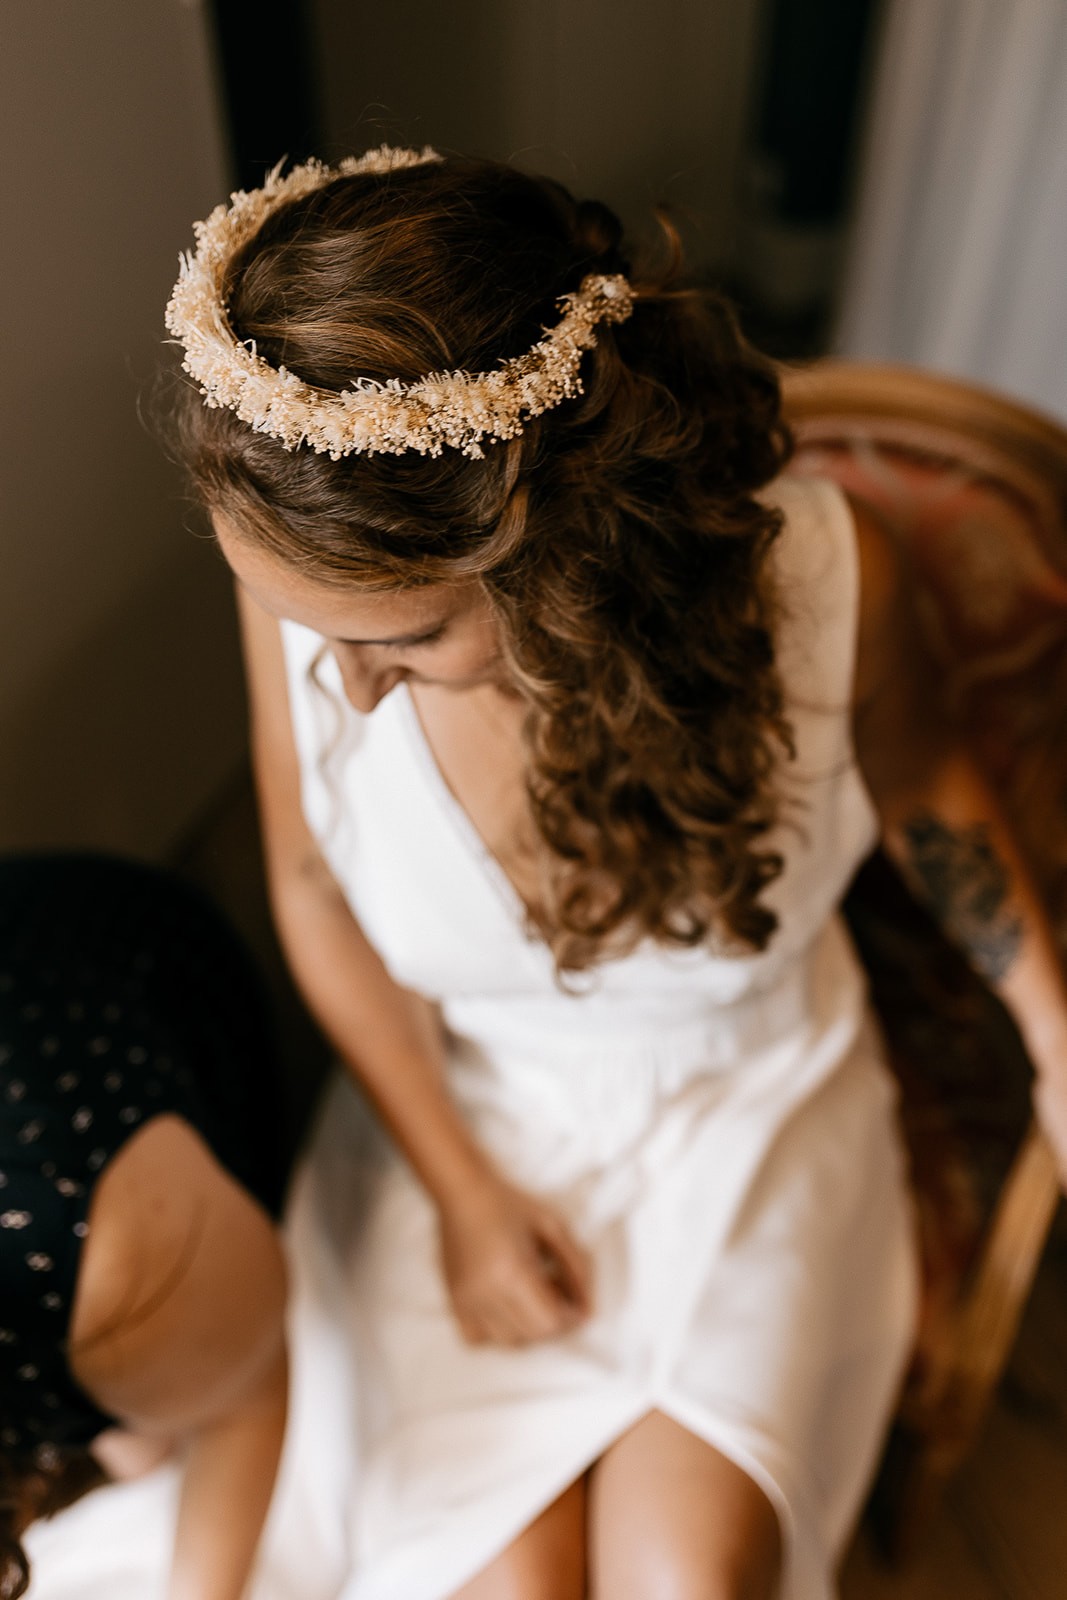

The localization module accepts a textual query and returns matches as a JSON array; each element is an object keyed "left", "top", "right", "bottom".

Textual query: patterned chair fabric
[{"left": 781, "top": 362, "right": 1067, "bottom": 1553}]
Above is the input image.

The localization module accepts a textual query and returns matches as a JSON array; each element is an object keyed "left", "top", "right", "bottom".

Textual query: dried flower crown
[{"left": 165, "top": 145, "right": 635, "bottom": 460}]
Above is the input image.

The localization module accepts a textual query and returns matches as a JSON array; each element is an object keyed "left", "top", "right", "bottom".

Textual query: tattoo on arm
[{"left": 901, "top": 812, "right": 1024, "bottom": 983}]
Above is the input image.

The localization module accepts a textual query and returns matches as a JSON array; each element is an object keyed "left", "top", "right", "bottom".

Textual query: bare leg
[
  {"left": 589, "top": 1410, "right": 782, "bottom": 1600},
  {"left": 447, "top": 1477, "right": 586, "bottom": 1600}
]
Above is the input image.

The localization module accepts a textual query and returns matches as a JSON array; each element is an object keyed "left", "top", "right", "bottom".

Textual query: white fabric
[
  {"left": 836, "top": 0, "right": 1067, "bottom": 424},
  {"left": 25, "top": 476, "right": 917, "bottom": 1599},
  {"left": 280, "top": 474, "right": 917, "bottom": 1599}
]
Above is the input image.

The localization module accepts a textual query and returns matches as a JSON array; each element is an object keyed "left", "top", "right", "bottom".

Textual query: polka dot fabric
[{"left": 0, "top": 854, "right": 286, "bottom": 1464}]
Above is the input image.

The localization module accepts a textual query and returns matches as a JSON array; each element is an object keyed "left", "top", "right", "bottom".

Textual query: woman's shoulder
[
  {"left": 761, "top": 472, "right": 857, "bottom": 590},
  {"left": 757, "top": 474, "right": 918, "bottom": 736},
  {"left": 759, "top": 474, "right": 867, "bottom": 694},
  {"left": 69, "top": 1114, "right": 286, "bottom": 1434}
]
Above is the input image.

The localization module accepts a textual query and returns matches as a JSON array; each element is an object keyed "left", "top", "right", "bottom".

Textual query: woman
[
  {"left": 0, "top": 855, "right": 289, "bottom": 1600},
  {"left": 166, "top": 146, "right": 1067, "bottom": 1599}
]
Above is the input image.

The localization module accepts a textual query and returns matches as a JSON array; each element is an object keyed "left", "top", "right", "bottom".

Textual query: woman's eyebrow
[{"left": 335, "top": 621, "right": 447, "bottom": 647}]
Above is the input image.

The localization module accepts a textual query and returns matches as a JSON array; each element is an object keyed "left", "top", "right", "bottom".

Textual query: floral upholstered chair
[{"left": 781, "top": 361, "right": 1067, "bottom": 1554}]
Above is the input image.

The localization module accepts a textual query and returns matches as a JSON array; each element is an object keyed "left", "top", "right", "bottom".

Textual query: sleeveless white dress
[{"left": 279, "top": 476, "right": 918, "bottom": 1600}]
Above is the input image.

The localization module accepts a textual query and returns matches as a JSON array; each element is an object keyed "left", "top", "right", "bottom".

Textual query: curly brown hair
[
  {"left": 1, "top": 1451, "right": 108, "bottom": 1599},
  {"left": 170, "top": 155, "right": 794, "bottom": 972}
]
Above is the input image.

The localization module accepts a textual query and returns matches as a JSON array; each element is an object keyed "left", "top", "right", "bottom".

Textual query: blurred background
[{"left": 5, "top": 0, "right": 1067, "bottom": 860}]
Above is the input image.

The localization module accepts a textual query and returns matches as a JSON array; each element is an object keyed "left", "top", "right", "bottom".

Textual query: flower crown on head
[{"left": 165, "top": 145, "right": 636, "bottom": 460}]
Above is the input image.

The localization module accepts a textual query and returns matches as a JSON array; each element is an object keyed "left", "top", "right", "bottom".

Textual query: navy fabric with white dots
[{"left": 0, "top": 854, "right": 286, "bottom": 1464}]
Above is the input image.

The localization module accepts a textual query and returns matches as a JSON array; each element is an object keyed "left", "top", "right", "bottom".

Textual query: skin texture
[
  {"left": 213, "top": 515, "right": 507, "bottom": 714},
  {"left": 219, "top": 497, "right": 1067, "bottom": 1598},
  {"left": 587, "top": 1412, "right": 782, "bottom": 1600},
  {"left": 451, "top": 1480, "right": 588, "bottom": 1600},
  {"left": 68, "top": 1114, "right": 288, "bottom": 1600}
]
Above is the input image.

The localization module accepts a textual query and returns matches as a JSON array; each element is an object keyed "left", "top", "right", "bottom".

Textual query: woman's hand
[{"left": 438, "top": 1175, "right": 593, "bottom": 1346}]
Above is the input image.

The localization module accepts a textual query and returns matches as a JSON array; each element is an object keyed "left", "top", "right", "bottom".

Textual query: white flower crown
[{"left": 165, "top": 145, "right": 636, "bottom": 460}]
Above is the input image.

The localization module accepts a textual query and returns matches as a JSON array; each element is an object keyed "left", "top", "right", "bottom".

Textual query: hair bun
[{"left": 574, "top": 198, "right": 625, "bottom": 269}]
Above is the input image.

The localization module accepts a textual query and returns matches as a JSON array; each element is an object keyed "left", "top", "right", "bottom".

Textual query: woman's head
[
  {"left": 171, "top": 150, "right": 793, "bottom": 969},
  {"left": 215, "top": 519, "right": 504, "bottom": 713},
  {"left": 174, "top": 151, "right": 642, "bottom": 582}
]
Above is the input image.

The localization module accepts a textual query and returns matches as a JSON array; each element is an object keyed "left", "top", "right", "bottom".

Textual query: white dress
[{"left": 279, "top": 475, "right": 919, "bottom": 1600}]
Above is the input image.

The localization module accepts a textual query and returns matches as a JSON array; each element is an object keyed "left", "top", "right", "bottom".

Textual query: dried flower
[{"left": 165, "top": 148, "right": 635, "bottom": 459}]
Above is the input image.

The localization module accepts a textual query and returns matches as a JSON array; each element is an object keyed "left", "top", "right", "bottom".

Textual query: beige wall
[
  {"left": 2, "top": 1, "right": 245, "bottom": 855},
  {"left": 312, "top": 0, "right": 765, "bottom": 272}
]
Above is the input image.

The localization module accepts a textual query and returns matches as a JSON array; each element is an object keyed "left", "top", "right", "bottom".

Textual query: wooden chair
[{"left": 780, "top": 361, "right": 1067, "bottom": 1555}]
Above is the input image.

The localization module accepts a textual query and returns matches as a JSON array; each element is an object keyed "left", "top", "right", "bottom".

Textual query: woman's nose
[{"left": 333, "top": 649, "right": 404, "bottom": 714}]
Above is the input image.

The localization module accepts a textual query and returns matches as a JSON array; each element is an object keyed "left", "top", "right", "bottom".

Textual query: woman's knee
[
  {"left": 703, "top": 1541, "right": 782, "bottom": 1600},
  {"left": 447, "top": 1478, "right": 586, "bottom": 1599},
  {"left": 707, "top": 1513, "right": 782, "bottom": 1600},
  {"left": 595, "top": 1537, "right": 780, "bottom": 1600},
  {"left": 588, "top": 1411, "right": 782, "bottom": 1600}
]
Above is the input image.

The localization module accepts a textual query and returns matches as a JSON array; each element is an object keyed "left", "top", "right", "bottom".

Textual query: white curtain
[{"left": 835, "top": 0, "right": 1067, "bottom": 423}]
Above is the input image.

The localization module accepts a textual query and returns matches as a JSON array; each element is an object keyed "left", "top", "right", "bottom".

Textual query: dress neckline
[{"left": 396, "top": 682, "right": 537, "bottom": 933}]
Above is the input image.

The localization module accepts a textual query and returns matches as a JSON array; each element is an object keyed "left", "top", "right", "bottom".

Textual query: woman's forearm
[
  {"left": 169, "top": 1347, "right": 288, "bottom": 1600},
  {"left": 235, "top": 588, "right": 495, "bottom": 1209},
  {"left": 268, "top": 848, "right": 496, "bottom": 1207}
]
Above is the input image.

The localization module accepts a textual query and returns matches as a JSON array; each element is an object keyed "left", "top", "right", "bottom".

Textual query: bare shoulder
[{"left": 70, "top": 1114, "right": 287, "bottom": 1434}]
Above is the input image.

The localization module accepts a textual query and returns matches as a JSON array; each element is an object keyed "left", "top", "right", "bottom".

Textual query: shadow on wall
[
  {"left": 0, "top": 539, "right": 245, "bottom": 857},
  {"left": 302, "top": 0, "right": 767, "bottom": 278},
  {"left": 212, "top": 0, "right": 881, "bottom": 361},
  {"left": 3, "top": 1, "right": 245, "bottom": 856}
]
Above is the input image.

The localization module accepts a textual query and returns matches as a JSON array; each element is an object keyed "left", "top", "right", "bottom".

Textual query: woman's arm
[
  {"left": 70, "top": 1116, "right": 288, "bottom": 1600},
  {"left": 237, "top": 585, "right": 591, "bottom": 1343},
  {"left": 167, "top": 1351, "right": 287, "bottom": 1600},
  {"left": 850, "top": 498, "right": 1067, "bottom": 1183}
]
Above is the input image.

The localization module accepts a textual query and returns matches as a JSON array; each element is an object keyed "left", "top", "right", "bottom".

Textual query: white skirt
[{"left": 284, "top": 919, "right": 918, "bottom": 1600}]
